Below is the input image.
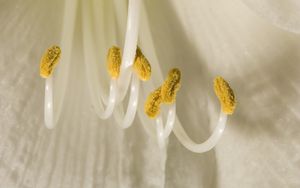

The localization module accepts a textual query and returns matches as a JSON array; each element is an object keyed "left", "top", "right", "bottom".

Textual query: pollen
[
  {"left": 161, "top": 68, "right": 181, "bottom": 104},
  {"left": 40, "top": 45, "right": 61, "bottom": 78},
  {"left": 144, "top": 87, "right": 162, "bottom": 118},
  {"left": 133, "top": 47, "right": 151, "bottom": 81},
  {"left": 213, "top": 76, "right": 236, "bottom": 115},
  {"left": 106, "top": 46, "right": 122, "bottom": 79}
]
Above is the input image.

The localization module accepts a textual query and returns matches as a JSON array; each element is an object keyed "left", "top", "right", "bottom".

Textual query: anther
[
  {"left": 144, "top": 87, "right": 162, "bottom": 118},
  {"left": 133, "top": 47, "right": 151, "bottom": 81},
  {"left": 213, "top": 76, "right": 236, "bottom": 115},
  {"left": 161, "top": 68, "right": 181, "bottom": 104},
  {"left": 106, "top": 46, "right": 122, "bottom": 79},
  {"left": 40, "top": 45, "right": 61, "bottom": 78}
]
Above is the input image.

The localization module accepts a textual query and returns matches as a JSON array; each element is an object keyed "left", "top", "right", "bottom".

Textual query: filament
[
  {"left": 155, "top": 103, "right": 176, "bottom": 149},
  {"left": 116, "top": 74, "right": 140, "bottom": 128},
  {"left": 117, "top": 0, "right": 142, "bottom": 102},
  {"left": 173, "top": 111, "right": 228, "bottom": 153},
  {"left": 44, "top": 77, "right": 54, "bottom": 129}
]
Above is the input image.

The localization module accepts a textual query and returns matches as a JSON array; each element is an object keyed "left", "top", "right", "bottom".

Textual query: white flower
[{"left": 0, "top": 0, "right": 299, "bottom": 187}]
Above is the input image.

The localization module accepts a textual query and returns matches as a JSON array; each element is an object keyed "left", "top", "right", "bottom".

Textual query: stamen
[
  {"left": 40, "top": 45, "right": 61, "bottom": 78},
  {"left": 161, "top": 68, "right": 181, "bottom": 104},
  {"left": 133, "top": 47, "right": 151, "bottom": 81},
  {"left": 145, "top": 87, "right": 162, "bottom": 118},
  {"left": 107, "top": 46, "right": 122, "bottom": 79},
  {"left": 214, "top": 76, "right": 236, "bottom": 115}
]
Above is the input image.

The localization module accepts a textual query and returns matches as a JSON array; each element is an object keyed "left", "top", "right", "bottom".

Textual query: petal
[{"left": 241, "top": 0, "right": 300, "bottom": 33}]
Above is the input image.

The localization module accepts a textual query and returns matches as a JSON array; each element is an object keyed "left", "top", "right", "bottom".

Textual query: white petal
[{"left": 241, "top": 0, "right": 300, "bottom": 33}]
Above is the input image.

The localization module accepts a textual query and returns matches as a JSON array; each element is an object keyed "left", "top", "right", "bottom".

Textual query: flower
[{"left": 0, "top": 0, "right": 300, "bottom": 187}]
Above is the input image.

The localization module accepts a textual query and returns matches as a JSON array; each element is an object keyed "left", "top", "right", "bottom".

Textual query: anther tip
[{"left": 213, "top": 76, "right": 236, "bottom": 115}]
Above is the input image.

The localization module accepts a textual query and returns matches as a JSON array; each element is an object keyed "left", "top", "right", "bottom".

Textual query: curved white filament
[
  {"left": 97, "top": 79, "right": 118, "bottom": 119},
  {"left": 118, "top": 0, "right": 141, "bottom": 102},
  {"left": 117, "top": 74, "right": 140, "bottom": 129},
  {"left": 155, "top": 104, "right": 176, "bottom": 149},
  {"left": 156, "top": 117, "right": 165, "bottom": 149},
  {"left": 122, "top": 0, "right": 141, "bottom": 69},
  {"left": 44, "top": 77, "right": 54, "bottom": 129},
  {"left": 43, "top": 0, "right": 78, "bottom": 129},
  {"left": 164, "top": 103, "right": 176, "bottom": 138},
  {"left": 173, "top": 111, "right": 228, "bottom": 153}
]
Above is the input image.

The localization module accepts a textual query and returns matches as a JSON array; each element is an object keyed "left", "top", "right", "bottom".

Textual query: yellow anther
[
  {"left": 161, "top": 68, "right": 181, "bottom": 104},
  {"left": 106, "top": 46, "right": 122, "bottom": 79},
  {"left": 133, "top": 47, "right": 151, "bottom": 81},
  {"left": 40, "top": 45, "right": 61, "bottom": 78},
  {"left": 214, "top": 76, "right": 236, "bottom": 115},
  {"left": 144, "top": 87, "right": 162, "bottom": 118}
]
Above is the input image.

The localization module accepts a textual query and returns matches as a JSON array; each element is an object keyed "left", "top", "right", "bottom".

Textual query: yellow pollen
[
  {"left": 106, "top": 46, "right": 122, "bottom": 79},
  {"left": 144, "top": 87, "right": 162, "bottom": 118},
  {"left": 133, "top": 47, "right": 151, "bottom": 81},
  {"left": 161, "top": 68, "right": 181, "bottom": 104},
  {"left": 40, "top": 45, "right": 61, "bottom": 78},
  {"left": 213, "top": 76, "right": 236, "bottom": 115}
]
